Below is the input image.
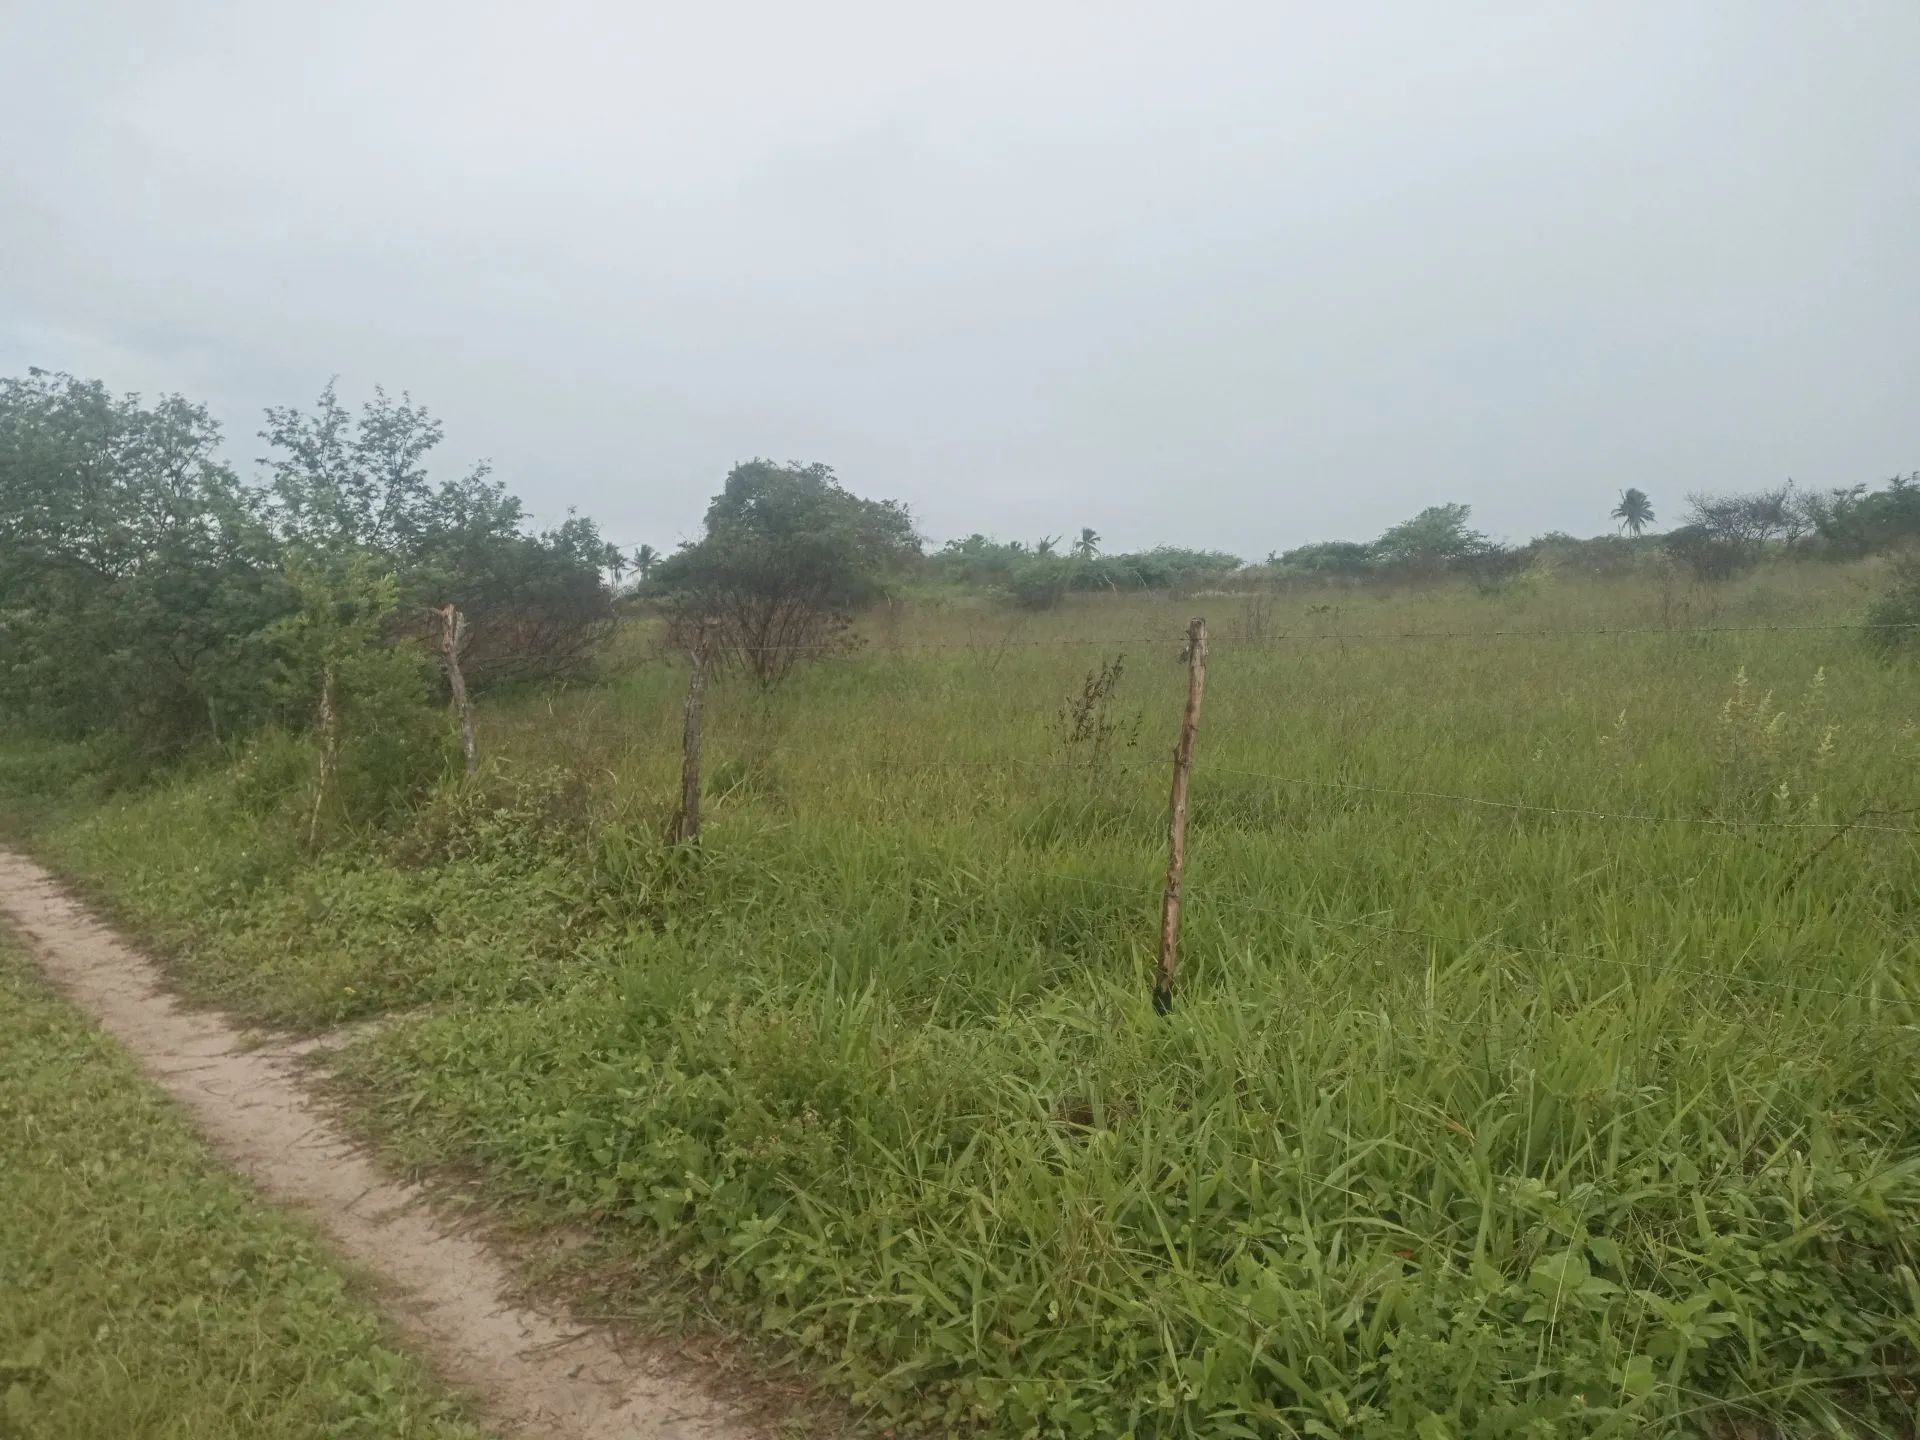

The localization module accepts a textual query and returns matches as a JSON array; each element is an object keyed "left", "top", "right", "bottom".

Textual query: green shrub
[
  {"left": 1865, "top": 554, "right": 1920, "bottom": 657},
  {"left": 1002, "top": 555, "right": 1073, "bottom": 610},
  {"left": 390, "top": 765, "right": 595, "bottom": 870}
]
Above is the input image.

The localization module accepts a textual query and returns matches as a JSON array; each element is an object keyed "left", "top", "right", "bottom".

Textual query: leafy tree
[
  {"left": 652, "top": 460, "right": 919, "bottom": 686},
  {"left": 409, "top": 509, "right": 620, "bottom": 686},
  {"left": 0, "top": 369, "right": 287, "bottom": 749},
  {"left": 632, "top": 543, "right": 659, "bottom": 582},
  {"left": 1074, "top": 527, "right": 1101, "bottom": 561},
  {"left": 1800, "top": 474, "right": 1920, "bottom": 558},
  {"left": 1034, "top": 535, "right": 1060, "bottom": 557},
  {"left": 1, "top": 368, "right": 621, "bottom": 755},
  {"left": 259, "top": 383, "right": 616, "bottom": 686},
  {"left": 260, "top": 381, "right": 454, "bottom": 555},
  {"left": 1611, "top": 488, "right": 1655, "bottom": 536},
  {"left": 1372, "top": 503, "right": 1490, "bottom": 576}
]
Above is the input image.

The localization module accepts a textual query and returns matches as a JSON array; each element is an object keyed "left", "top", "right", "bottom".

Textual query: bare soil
[{"left": 0, "top": 847, "right": 761, "bottom": 1440}]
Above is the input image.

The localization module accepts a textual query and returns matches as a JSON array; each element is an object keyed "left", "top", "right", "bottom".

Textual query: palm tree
[
  {"left": 1611, "top": 488, "right": 1655, "bottom": 536},
  {"left": 632, "top": 543, "right": 659, "bottom": 582},
  {"left": 1074, "top": 526, "right": 1101, "bottom": 561},
  {"left": 1035, "top": 535, "right": 1060, "bottom": 557}
]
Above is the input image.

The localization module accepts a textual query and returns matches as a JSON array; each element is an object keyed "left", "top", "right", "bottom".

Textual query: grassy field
[
  {"left": 3, "top": 561, "right": 1918, "bottom": 1437},
  {"left": 0, "top": 938, "right": 483, "bottom": 1440}
]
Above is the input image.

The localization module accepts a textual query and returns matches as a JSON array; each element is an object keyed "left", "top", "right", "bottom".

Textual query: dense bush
[
  {"left": 1074, "top": 546, "right": 1243, "bottom": 593},
  {"left": 0, "top": 369, "right": 618, "bottom": 757},
  {"left": 1002, "top": 554, "right": 1074, "bottom": 609},
  {"left": 1525, "top": 531, "right": 1648, "bottom": 579},
  {"left": 929, "top": 538, "right": 1244, "bottom": 596},
  {"left": 1865, "top": 554, "right": 1920, "bottom": 657},
  {"left": 1662, "top": 522, "right": 1757, "bottom": 582},
  {"left": 1272, "top": 539, "right": 1376, "bottom": 580}
]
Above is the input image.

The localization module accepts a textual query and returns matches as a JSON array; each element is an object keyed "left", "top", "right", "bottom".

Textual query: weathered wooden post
[
  {"left": 306, "top": 665, "right": 337, "bottom": 851},
  {"left": 671, "top": 624, "right": 712, "bottom": 844},
  {"left": 435, "top": 604, "right": 477, "bottom": 776},
  {"left": 1154, "top": 616, "right": 1209, "bottom": 1014}
]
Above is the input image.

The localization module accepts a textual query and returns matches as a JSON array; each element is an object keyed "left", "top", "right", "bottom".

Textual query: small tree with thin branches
[{"left": 652, "top": 461, "right": 919, "bottom": 687}]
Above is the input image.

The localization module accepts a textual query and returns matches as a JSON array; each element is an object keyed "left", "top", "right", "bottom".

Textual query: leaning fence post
[
  {"left": 435, "top": 604, "right": 478, "bottom": 776},
  {"left": 671, "top": 624, "right": 711, "bottom": 844},
  {"left": 1154, "top": 616, "right": 1209, "bottom": 1014}
]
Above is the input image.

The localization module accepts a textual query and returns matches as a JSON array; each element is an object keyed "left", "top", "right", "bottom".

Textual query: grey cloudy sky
[{"left": 4, "top": 1, "right": 1915, "bottom": 557}]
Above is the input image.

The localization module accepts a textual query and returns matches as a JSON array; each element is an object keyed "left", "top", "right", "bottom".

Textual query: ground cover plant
[
  {"left": 0, "top": 939, "right": 483, "bottom": 1440},
  {"left": 4, "top": 556, "right": 1917, "bottom": 1437}
]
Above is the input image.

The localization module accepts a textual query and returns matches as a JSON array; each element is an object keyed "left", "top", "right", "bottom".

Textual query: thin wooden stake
[
  {"left": 306, "top": 665, "right": 337, "bottom": 852},
  {"left": 1155, "top": 616, "right": 1208, "bottom": 1014},
  {"left": 671, "top": 625, "right": 711, "bottom": 844},
  {"left": 436, "top": 604, "right": 478, "bottom": 775}
]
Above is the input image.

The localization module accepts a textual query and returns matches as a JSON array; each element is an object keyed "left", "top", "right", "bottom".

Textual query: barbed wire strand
[
  {"left": 1024, "top": 866, "right": 1907, "bottom": 1006},
  {"left": 848, "top": 754, "right": 1920, "bottom": 838},
  {"left": 1206, "top": 765, "right": 1920, "bottom": 837},
  {"left": 1202, "top": 621, "right": 1920, "bottom": 645},
  {"left": 655, "top": 620, "right": 1920, "bottom": 655}
]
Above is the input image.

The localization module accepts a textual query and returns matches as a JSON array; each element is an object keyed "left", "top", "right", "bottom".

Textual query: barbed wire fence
[{"left": 637, "top": 614, "right": 1920, "bottom": 1013}]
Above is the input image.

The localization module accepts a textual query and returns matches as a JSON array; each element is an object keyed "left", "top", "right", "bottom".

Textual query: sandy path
[{"left": 0, "top": 848, "right": 759, "bottom": 1440}]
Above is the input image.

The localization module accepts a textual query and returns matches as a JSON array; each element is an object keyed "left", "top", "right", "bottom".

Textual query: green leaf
[
  {"left": 1617, "top": 1354, "right": 1655, "bottom": 1400},
  {"left": 1527, "top": 1248, "right": 1590, "bottom": 1300},
  {"left": 1471, "top": 1258, "right": 1507, "bottom": 1295}
]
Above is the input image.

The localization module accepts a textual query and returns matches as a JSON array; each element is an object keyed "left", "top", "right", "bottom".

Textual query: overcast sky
[{"left": 3, "top": 2, "right": 1915, "bottom": 557}]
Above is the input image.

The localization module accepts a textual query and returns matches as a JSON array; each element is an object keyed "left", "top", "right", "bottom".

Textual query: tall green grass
[{"left": 5, "top": 563, "right": 1917, "bottom": 1436}]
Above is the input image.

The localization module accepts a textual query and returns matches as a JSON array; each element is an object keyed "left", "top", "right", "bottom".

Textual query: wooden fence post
[
  {"left": 671, "top": 625, "right": 711, "bottom": 844},
  {"left": 436, "top": 604, "right": 478, "bottom": 776},
  {"left": 1154, "top": 616, "right": 1209, "bottom": 1014},
  {"left": 306, "top": 665, "right": 337, "bottom": 852}
]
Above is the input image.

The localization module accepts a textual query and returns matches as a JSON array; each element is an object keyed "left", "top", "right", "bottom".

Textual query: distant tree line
[
  {"left": 922, "top": 536, "right": 1243, "bottom": 609},
  {"left": 7, "top": 365, "right": 1914, "bottom": 759},
  {"left": 1248, "top": 479, "right": 1918, "bottom": 590}
]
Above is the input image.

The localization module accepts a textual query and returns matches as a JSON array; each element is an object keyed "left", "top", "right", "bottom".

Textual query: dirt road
[{"left": 0, "top": 847, "right": 759, "bottom": 1440}]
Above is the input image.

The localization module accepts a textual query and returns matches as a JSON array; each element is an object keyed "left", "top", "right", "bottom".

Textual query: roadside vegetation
[
  {"left": 3, "top": 367, "right": 1918, "bottom": 1436},
  {"left": 0, "top": 940, "right": 482, "bottom": 1440}
]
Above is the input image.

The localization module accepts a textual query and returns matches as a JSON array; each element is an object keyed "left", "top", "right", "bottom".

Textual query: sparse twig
[{"left": 1781, "top": 804, "right": 1920, "bottom": 892}]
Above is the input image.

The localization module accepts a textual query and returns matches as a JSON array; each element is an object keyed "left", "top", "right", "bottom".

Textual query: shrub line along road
[{"left": 0, "top": 846, "right": 757, "bottom": 1440}]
